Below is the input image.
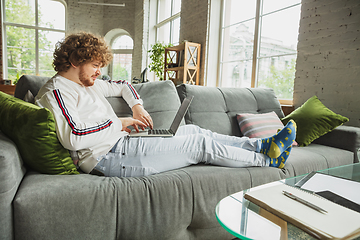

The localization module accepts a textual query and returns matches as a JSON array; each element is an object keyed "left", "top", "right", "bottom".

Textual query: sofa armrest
[
  {"left": 14, "top": 75, "right": 50, "bottom": 100},
  {"left": 313, "top": 125, "right": 360, "bottom": 163},
  {"left": 0, "top": 131, "right": 27, "bottom": 239}
]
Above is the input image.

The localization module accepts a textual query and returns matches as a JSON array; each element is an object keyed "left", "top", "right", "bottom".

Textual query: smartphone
[{"left": 316, "top": 190, "right": 360, "bottom": 213}]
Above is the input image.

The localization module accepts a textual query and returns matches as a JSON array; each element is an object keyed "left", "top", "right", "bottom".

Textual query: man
[{"left": 35, "top": 32, "right": 296, "bottom": 177}]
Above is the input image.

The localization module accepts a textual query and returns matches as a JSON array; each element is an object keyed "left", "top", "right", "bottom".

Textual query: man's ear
[{"left": 70, "top": 62, "right": 78, "bottom": 69}]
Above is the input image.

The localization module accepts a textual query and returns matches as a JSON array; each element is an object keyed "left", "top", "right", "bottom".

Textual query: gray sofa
[{"left": 1, "top": 75, "right": 359, "bottom": 240}]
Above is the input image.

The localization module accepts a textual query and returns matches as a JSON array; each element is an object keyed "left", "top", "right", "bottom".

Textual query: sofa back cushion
[
  {"left": 15, "top": 75, "right": 182, "bottom": 130},
  {"left": 105, "top": 80, "right": 183, "bottom": 129},
  {"left": 14, "top": 75, "right": 51, "bottom": 100},
  {"left": 177, "top": 84, "right": 284, "bottom": 136}
]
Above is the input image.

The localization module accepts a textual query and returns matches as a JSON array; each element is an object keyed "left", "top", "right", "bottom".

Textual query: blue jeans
[{"left": 95, "top": 124, "right": 269, "bottom": 177}]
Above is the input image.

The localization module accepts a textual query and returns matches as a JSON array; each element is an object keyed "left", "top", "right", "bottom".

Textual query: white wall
[{"left": 294, "top": 0, "right": 360, "bottom": 127}]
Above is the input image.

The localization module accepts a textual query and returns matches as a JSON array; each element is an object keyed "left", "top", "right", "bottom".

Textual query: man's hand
[
  {"left": 119, "top": 117, "right": 148, "bottom": 133},
  {"left": 132, "top": 104, "right": 153, "bottom": 129}
]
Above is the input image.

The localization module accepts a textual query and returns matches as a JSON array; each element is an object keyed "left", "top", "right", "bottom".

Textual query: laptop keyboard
[{"left": 148, "top": 129, "right": 171, "bottom": 135}]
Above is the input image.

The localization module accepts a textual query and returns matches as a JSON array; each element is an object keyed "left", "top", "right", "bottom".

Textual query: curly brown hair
[{"left": 53, "top": 32, "right": 113, "bottom": 72}]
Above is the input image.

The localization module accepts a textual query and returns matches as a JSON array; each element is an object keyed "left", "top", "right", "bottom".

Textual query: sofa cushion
[
  {"left": 177, "top": 84, "right": 230, "bottom": 135},
  {"left": 282, "top": 96, "right": 349, "bottom": 147},
  {"left": 285, "top": 144, "right": 354, "bottom": 176},
  {"left": 14, "top": 75, "right": 50, "bottom": 100},
  {"left": 236, "top": 111, "right": 284, "bottom": 138},
  {"left": 177, "top": 84, "right": 284, "bottom": 137},
  {"left": 14, "top": 75, "right": 182, "bottom": 130},
  {"left": 0, "top": 92, "right": 78, "bottom": 175},
  {"left": 13, "top": 170, "right": 195, "bottom": 240},
  {"left": 107, "top": 80, "right": 183, "bottom": 129}
]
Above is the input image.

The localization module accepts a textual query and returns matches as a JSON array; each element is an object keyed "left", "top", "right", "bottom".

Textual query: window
[
  {"left": 111, "top": 35, "right": 133, "bottom": 81},
  {"left": 220, "top": 0, "right": 301, "bottom": 102},
  {"left": 155, "top": 0, "right": 181, "bottom": 44},
  {"left": 2, "top": 0, "right": 66, "bottom": 82}
]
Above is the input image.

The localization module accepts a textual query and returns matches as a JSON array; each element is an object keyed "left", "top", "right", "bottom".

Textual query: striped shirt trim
[
  {"left": 53, "top": 89, "right": 113, "bottom": 136},
  {"left": 107, "top": 80, "right": 140, "bottom": 99}
]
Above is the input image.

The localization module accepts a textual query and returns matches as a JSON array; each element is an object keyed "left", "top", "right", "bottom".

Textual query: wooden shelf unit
[
  {"left": 0, "top": 84, "right": 16, "bottom": 96},
  {"left": 164, "top": 42, "right": 201, "bottom": 85}
]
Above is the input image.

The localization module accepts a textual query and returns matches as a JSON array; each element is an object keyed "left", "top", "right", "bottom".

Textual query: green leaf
[{"left": 148, "top": 42, "right": 173, "bottom": 80}]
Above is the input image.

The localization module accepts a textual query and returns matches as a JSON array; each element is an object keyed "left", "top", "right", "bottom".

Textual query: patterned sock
[
  {"left": 269, "top": 145, "right": 292, "bottom": 168},
  {"left": 260, "top": 119, "right": 296, "bottom": 159}
]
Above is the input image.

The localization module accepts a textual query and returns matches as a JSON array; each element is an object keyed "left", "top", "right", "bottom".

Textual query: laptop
[{"left": 129, "top": 95, "right": 194, "bottom": 137}]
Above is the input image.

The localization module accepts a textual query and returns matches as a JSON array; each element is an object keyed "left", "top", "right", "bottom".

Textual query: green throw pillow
[
  {"left": 0, "top": 91, "right": 79, "bottom": 175},
  {"left": 282, "top": 95, "right": 348, "bottom": 147}
]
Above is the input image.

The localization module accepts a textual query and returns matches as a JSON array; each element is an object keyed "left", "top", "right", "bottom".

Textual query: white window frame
[
  {"left": 110, "top": 33, "right": 133, "bottom": 81},
  {"left": 154, "top": 0, "right": 181, "bottom": 44},
  {"left": 219, "top": 0, "right": 301, "bottom": 105},
  {"left": 1, "top": 0, "right": 67, "bottom": 79}
]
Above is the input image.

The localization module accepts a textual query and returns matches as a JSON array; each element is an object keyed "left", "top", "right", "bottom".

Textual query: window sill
[
  {"left": 279, "top": 99, "right": 293, "bottom": 105},
  {"left": 281, "top": 104, "right": 295, "bottom": 116}
]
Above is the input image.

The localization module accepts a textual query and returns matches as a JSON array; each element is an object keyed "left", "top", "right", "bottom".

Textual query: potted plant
[{"left": 148, "top": 42, "right": 172, "bottom": 80}]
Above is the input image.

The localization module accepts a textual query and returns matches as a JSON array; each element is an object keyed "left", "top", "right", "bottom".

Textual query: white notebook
[
  {"left": 244, "top": 183, "right": 360, "bottom": 239},
  {"left": 296, "top": 171, "right": 360, "bottom": 204}
]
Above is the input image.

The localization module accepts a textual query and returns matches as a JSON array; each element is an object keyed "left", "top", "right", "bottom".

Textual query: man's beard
[{"left": 79, "top": 66, "right": 96, "bottom": 87}]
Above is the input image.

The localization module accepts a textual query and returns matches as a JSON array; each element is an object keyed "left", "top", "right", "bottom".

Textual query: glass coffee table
[{"left": 215, "top": 163, "right": 360, "bottom": 240}]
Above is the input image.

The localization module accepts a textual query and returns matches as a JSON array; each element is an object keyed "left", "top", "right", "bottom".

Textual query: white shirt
[{"left": 35, "top": 75, "right": 143, "bottom": 173}]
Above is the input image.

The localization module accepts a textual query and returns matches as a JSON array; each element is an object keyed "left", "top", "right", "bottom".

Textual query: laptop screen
[{"left": 169, "top": 95, "right": 194, "bottom": 134}]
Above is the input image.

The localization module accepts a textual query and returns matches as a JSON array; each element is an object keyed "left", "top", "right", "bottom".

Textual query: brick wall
[
  {"left": 67, "top": 0, "right": 104, "bottom": 34},
  {"left": 180, "top": 0, "right": 209, "bottom": 85},
  {"left": 294, "top": 0, "right": 360, "bottom": 127},
  {"left": 0, "top": 7, "right": 2, "bottom": 80},
  {"left": 103, "top": 0, "right": 137, "bottom": 78},
  {"left": 68, "top": 0, "right": 140, "bottom": 78},
  {"left": 1, "top": 0, "right": 359, "bottom": 127},
  {"left": 133, "top": 0, "right": 149, "bottom": 79},
  {"left": 103, "top": 0, "right": 135, "bottom": 36}
]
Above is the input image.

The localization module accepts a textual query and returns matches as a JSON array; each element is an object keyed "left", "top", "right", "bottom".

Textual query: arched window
[
  {"left": 111, "top": 35, "right": 133, "bottom": 81},
  {"left": 2, "top": 0, "right": 66, "bottom": 81}
]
